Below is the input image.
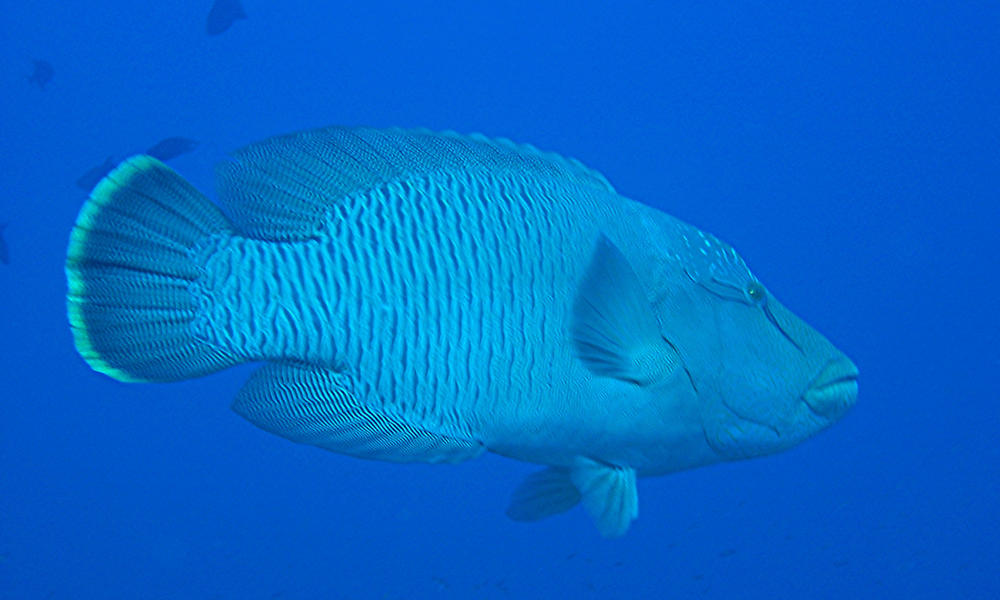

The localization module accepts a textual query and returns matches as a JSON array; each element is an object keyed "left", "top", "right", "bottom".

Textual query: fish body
[
  {"left": 206, "top": 0, "right": 246, "bottom": 35},
  {"left": 0, "top": 224, "right": 8, "bottom": 264},
  {"left": 75, "top": 157, "right": 116, "bottom": 191},
  {"left": 145, "top": 137, "right": 198, "bottom": 161},
  {"left": 28, "top": 59, "right": 53, "bottom": 90},
  {"left": 66, "top": 127, "right": 858, "bottom": 536}
]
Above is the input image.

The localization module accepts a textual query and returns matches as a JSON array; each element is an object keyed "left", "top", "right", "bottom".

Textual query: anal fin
[{"left": 232, "top": 363, "right": 484, "bottom": 464}]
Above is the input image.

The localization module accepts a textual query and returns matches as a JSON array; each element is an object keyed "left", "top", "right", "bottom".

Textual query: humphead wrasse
[{"left": 66, "top": 126, "right": 858, "bottom": 536}]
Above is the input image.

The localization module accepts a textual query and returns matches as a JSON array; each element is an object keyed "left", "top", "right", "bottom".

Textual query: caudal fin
[{"left": 66, "top": 155, "right": 238, "bottom": 382}]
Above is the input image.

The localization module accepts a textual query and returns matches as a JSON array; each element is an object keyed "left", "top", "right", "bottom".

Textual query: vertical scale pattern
[
  {"left": 193, "top": 165, "right": 606, "bottom": 443},
  {"left": 328, "top": 168, "right": 598, "bottom": 440},
  {"left": 191, "top": 234, "right": 342, "bottom": 365}
]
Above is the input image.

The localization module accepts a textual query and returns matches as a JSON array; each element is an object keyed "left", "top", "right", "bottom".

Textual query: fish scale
[
  {"left": 347, "top": 171, "right": 597, "bottom": 436},
  {"left": 190, "top": 168, "right": 597, "bottom": 440}
]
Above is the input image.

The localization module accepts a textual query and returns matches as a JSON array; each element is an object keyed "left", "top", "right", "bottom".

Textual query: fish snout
[{"left": 803, "top": 357, "right": 858, "bottom": 420}]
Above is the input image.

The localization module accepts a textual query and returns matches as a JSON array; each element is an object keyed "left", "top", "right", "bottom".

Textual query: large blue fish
[{"left": 66, "top": 127, "right": 858, "bottom": 536}]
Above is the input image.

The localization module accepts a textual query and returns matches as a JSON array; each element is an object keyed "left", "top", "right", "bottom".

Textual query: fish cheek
[
  {"left": 656, "top": 281, "right": 725, "bottom": 376},
  {"left": 654, "top": 334, "right": 699, "bottom": 396}
]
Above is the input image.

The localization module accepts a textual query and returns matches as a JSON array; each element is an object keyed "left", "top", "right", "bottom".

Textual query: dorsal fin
[{"left": 215, "top": 126, "right": 616, "bottom": 240}]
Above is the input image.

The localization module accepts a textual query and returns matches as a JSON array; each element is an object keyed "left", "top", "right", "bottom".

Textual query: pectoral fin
[
  {"left": 572, "top": 235, "right": 681, "bottom": 386},
  {"left": 570, "top": 457, "right": 639, "bottom": 538}
]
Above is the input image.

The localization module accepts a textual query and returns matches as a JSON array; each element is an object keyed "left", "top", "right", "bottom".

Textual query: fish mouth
[{"left": 803, "top": 358, "right": 859, "bottom": 420}]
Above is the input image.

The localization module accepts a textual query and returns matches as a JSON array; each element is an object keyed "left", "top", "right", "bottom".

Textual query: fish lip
[{"left": 803, "top": 358, "right": 859, "bottom": 419}]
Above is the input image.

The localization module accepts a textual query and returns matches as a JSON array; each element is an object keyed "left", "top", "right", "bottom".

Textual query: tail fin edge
[{"left": 66, "top": 155, "right": 238, "bottom": 382}]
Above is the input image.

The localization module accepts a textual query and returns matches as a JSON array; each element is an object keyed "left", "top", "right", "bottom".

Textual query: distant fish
[
  {"left": 206, "top": 0, "right": 246, "bottom": 35},
  {"left": 146, "top": 137, "right": 199, "bottom": 161},
  {"left": 0, "top": 223, "right": 8, "bottom": 265},
  {"left": 75, "top": 157, "right": 116, "bottom": 191},
  {"left": 28, "top": 59, "right": 54, "bottom": 90}
]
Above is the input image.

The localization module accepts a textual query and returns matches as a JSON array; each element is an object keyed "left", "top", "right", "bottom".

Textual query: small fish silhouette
[
  {"left": 206, "top": 0, "right": 246, "bottom": 36},
  {"left": 0, "top": 223, "right": 9, "bottom": 265},
  {"left": 28, "top": 59, "right": 54, "bottom": 90},
  {"left": 146, "top": 137, "right": 199, "bottom": 161},
  {"left": 76, "top": 157, "right": 116, "bottom": 191}
]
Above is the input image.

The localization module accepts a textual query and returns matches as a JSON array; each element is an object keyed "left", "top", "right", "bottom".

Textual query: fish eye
[{"left": 746, "top": 281, "right": 766, "bottom": 305}]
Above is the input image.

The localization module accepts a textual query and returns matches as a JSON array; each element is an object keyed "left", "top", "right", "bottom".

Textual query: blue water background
[{"left": 2, "top": 2, "right": 997, "bottom": 598}]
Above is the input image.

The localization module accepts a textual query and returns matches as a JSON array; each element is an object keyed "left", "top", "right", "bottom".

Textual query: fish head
[
  {"left": 643, "top": 218, "right": 858, "bottom": 462},
  {"left": 697, "top": 285, "right": 858, "bottom": 460}
]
